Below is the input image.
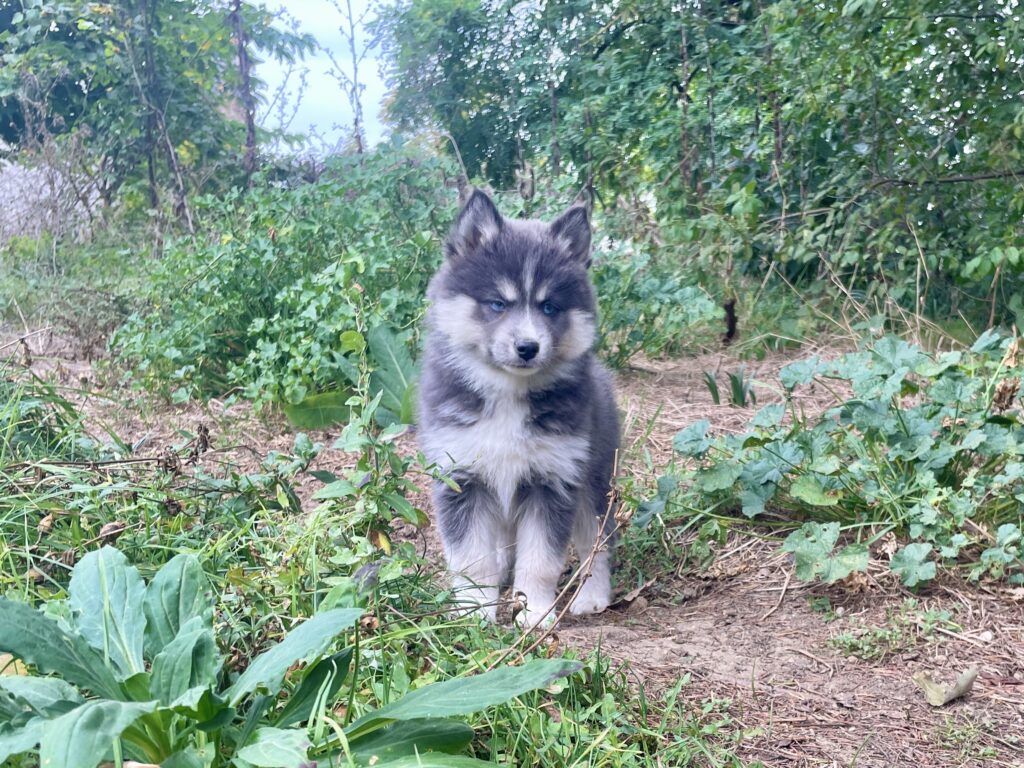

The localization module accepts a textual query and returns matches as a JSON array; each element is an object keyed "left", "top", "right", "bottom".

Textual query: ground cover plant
[{"left": 662, "top": 333, "right": 1024, "bottom": 588}]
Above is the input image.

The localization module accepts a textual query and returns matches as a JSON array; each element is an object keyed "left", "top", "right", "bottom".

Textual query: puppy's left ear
[{"left": 550, "top": 204, "right": 592, "bottom": 267}]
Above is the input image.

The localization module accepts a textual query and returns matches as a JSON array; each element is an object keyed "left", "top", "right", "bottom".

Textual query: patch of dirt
[
  {"left": 559, "top": 554, "right": 1024, "bottom": 767},
  {"left": 6, "top": 327, "right": 1023, "bottom": 766}
]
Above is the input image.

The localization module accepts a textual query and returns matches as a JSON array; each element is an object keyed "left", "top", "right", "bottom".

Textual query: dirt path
[{"left": 7, "top": 330, "right": 1024, "bottom": 767}]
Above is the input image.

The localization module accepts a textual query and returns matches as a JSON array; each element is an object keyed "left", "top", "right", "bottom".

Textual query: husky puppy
[{"left": 418, "top": 190, "right": 619, "bottom": 627}]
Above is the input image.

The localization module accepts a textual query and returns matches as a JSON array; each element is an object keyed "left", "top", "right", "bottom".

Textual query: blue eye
[
  {"left": 489, "top": 300, "right": 506, "bottom": 312},
  {"left": 542, "top": 301, "right": 558, "bottom": 316}
]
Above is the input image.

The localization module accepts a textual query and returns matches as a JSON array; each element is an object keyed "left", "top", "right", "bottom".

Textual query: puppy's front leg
[
  {"left": 434, "top": 478, "right": 508, "bottom": 620},
  {"left": 514, "top": 484, "right": 574, "bottom": 628}
]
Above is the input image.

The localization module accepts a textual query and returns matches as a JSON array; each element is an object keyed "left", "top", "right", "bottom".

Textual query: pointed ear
[
  {"left": 550, "top": 204, "right": 592, "bottom": 266},
  {"left": 446, "top": 189, "right": 503, "bottom": 259}
]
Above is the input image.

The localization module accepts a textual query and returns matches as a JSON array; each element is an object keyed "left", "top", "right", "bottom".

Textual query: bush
[{"left": 112, "top": 146, "right": 456, "bottom": 406}]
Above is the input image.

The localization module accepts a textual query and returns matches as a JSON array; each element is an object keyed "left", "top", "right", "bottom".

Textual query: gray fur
[{"left": 418, "top": 190, "right": 619, "bottom": 626}]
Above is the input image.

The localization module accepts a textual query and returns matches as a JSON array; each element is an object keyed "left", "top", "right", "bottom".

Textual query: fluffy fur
[{"left": 418, "top": 190, "right": 619, "bottom": 627}]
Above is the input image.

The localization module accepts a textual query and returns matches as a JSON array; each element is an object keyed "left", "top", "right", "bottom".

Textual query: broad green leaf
[
  {"left": 697, "top": 462, "right": 742, "bottom": 492},
  {"left": 69, "top": 547, "right": 146, "bottom": 677},
  {"left": 372, "top": 756, "right": 501, "bottom": 767},
  {"left": 226, "top": 608, "right": 363, "bottom": 706},
  {"left": 819, "top": 543, "right": 869, "bottom": 584},
  {"left": 162, "top": 745, "right": 215, "bottom": 768},
  {"left": 782, "top": 522, "right": 840, "bottom": 581},
  {"left": 0, "top": 677, "right": 83, "bottom": 718},
  {"left": 0, "top": 717, "right": 42, "bottom": 762},
  {"left": 313, "top": 478, "right": 359, "bottom": 500},
  {"left": 345, "top": 659, "right": 581, "bottom": 740},
  {"left": 891, "top": 543, "right": 936, "bottom": 587},
  {"left": 779, "top": 356, "right": 823, "bottom": 389},
  {"left": 0, "top": 600, "right": 121, "bottom": 699},
  {"left": 40, "top": 700, "right": 157, "bottom": 768},
  {"left": 144, "top": 554, "right": 213, "bottom": 658},
  {"left": 150, "top": 620, "right": 221, "bottom": 706},
  {"left": 275, "top": 649, "right": 352, "bottom": 728},
  {"left": 339, "top": 330, "right": 366, "bottom": 354},
  {"left": 673, "top": 420, "right": 711, "bottom": 456},
  {"left": 788, "top": 475, "right": 841, "bottom": 507},
  {"left": 236, "top": 726, "right": 310, "bottom": 766},
  {"left": 283, "top": 388, "right": 354, "bottom": 429},
  {"left": 368, "top": 325, "right": 418, "bottom": 425},
  {"left": 350, "top": 718, "right": 474, "bottom": 766}
]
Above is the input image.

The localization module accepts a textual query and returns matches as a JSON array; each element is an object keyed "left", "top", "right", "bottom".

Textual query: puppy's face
[{"left": 430, "top": 191, "right": 597, "bottom": 378}]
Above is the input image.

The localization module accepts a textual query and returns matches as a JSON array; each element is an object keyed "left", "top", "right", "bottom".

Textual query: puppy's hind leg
[
  {"left": 435, "top": 479, "right": 509, "bottom": 621},
  {"left": 569, "top": 508, "right": 612, "bottom": 616}
]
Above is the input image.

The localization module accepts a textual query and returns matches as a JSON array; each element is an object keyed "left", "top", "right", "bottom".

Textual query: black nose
[{"left": 516, "top": 340, "right": 540, "bottom": 361}]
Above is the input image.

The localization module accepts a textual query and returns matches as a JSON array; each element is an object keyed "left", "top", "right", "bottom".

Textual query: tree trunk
[
  {"left": 549, "top": 79, "right": 561, "bottom": 177},
  {"left": 678, "top": 23, "right": 691, "bottom": 193},
  {"left": 230, "top": 0, "right": 258, "bottom": 184}
]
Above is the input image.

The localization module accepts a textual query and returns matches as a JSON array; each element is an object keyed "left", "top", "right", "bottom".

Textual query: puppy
[{"left": 418, "top": 190, "right": 619, "bottom": 627}]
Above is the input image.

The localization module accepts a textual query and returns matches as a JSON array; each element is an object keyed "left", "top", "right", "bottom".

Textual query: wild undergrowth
[
  {"left": 639, "top": 332, "right": 1024, "bottom": 590},
  {"left": 0, "top": 365, "right": 758, "bottom": 767}
]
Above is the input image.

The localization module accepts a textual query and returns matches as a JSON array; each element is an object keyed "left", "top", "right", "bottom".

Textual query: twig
[{"left": 760, "top": 566, "right": 792, "bottom": 621}]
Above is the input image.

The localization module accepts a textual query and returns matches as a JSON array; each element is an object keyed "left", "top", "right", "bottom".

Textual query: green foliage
[
  {"left": 112, "top": 147, "right": 453, "bottom": 409},
  {"left": 0, "top": 0, "right": 312, "bottom": 202},
  {"left": 593, "top": 245, "right": 722, "bottom": 366},
  {"left": 0, "top": 546, "right": 581, "bottom": 766},
  {"left": 0, "top": 375, "right": 762, "bottom": 767},
  {"left": 378, "top": 0, "right": 1024, "bottom": 328},
  {"left": 667, "top": 334, "right": 1024, "bottom": 586}
]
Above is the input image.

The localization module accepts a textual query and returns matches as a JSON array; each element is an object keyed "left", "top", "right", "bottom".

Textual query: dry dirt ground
[{"left": 5, "top": 329, "right": 1024, "bottom": 768}]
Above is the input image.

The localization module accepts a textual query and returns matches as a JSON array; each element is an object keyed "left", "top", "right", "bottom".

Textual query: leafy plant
[
  {"left": 666, "top": 333, "right": 1024, "bottom": 587},
  {"left": 0, "top": 546, "right": 581, "bottom": 767}
]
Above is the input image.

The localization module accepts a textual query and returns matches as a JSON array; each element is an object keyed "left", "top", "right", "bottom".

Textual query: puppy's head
[{"left": 429, "top": 190, "right": 597, "bottom": 378}]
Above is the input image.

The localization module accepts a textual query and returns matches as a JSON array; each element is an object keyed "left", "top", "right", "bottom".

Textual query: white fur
[
  {"left": 446, "top": 508, "right": 511, "bottom": 620},
  {"left": 422, "top": 385, "right": 588, "bottom": 512},
  {"left": 496, "top": 277, "right": 519, "bottom": 303},
  {"left": 569, "top": 510, "right": 612, "bottom": 615},
  {"left": 559, "top": 310, "right": 596, "bottom": 361},
  {"left": 513, "top": 513, "right": 562, "bottom": 628}
]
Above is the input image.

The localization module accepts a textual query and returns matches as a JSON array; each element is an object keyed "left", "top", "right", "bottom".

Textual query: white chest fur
[{"left": 425, "top": 394, "right": 588, "bottom": 513}]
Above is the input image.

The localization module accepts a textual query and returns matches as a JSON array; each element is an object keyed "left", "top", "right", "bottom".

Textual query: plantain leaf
[
  {"left": 149, "top": 618, "right": 220, "bottom": 707},
  {"left": 368, "top": 325, "right": 418, "bottom": 426},
  {"left": 345, "top": 659, "right": 581, "bottom": 740},
  {"left": 39, "top": 700, "right": 157, "bottom": 768},
  {"left": 274, "top": 649, "right": 352, "bottom": 728},
  {"left": 144, "top": 553, "right": 213, "bottom": 658},
  {"left": 225, "top": 608, "right": 362, "bottom": 706},
  {"left": 236, "top": 726, "right": 310, "bottom": 766},
  {"left": 350, "top": 718, "right": 474, "bottom": 766},
  {"left": 69, "top": 547, "right": 147, "bottom": 677},
  {"left": 0, "top": 600, "right": 121, "bottom": 699}
]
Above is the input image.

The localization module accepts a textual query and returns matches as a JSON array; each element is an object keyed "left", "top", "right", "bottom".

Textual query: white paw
[
  {"left": 450, "top": 584, "right": 498, "bottom": 622},
  {"left": 569, "top": 581, "right": 611, "bottom": 616},
  {"left": 513, "top": 590, "right": 557, "bottom": 629}
]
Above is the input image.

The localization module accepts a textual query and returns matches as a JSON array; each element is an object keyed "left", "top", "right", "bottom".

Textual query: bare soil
[{"left": 6, "top": 329, "right": 1024, "bottom": 768}]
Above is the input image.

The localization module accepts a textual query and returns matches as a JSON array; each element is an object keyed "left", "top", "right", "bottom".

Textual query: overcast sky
[{"left": 257, "top": 0, "right": 389, "bottom": 152}]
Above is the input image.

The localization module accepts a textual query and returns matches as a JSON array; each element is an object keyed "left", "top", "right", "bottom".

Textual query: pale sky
[{"left": 258, "top": 0, "right": 389, "bottom": 152}]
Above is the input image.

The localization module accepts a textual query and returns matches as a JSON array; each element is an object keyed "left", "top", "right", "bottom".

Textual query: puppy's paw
[
  {"left": 512, "top": 589, "right": 557, "bottom": 630},
  {"left": 569, "top": 581, "right": 611, "bottom": 616}
]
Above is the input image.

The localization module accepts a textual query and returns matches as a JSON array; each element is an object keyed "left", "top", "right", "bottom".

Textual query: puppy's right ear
[{"left": 446, "top": 189, "right": 502, "bottom": 259}]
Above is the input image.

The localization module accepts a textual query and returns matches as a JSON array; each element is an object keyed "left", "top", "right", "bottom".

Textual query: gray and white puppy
[{"left": 418, "top": 190, "right": 619, "bottom": 627}]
